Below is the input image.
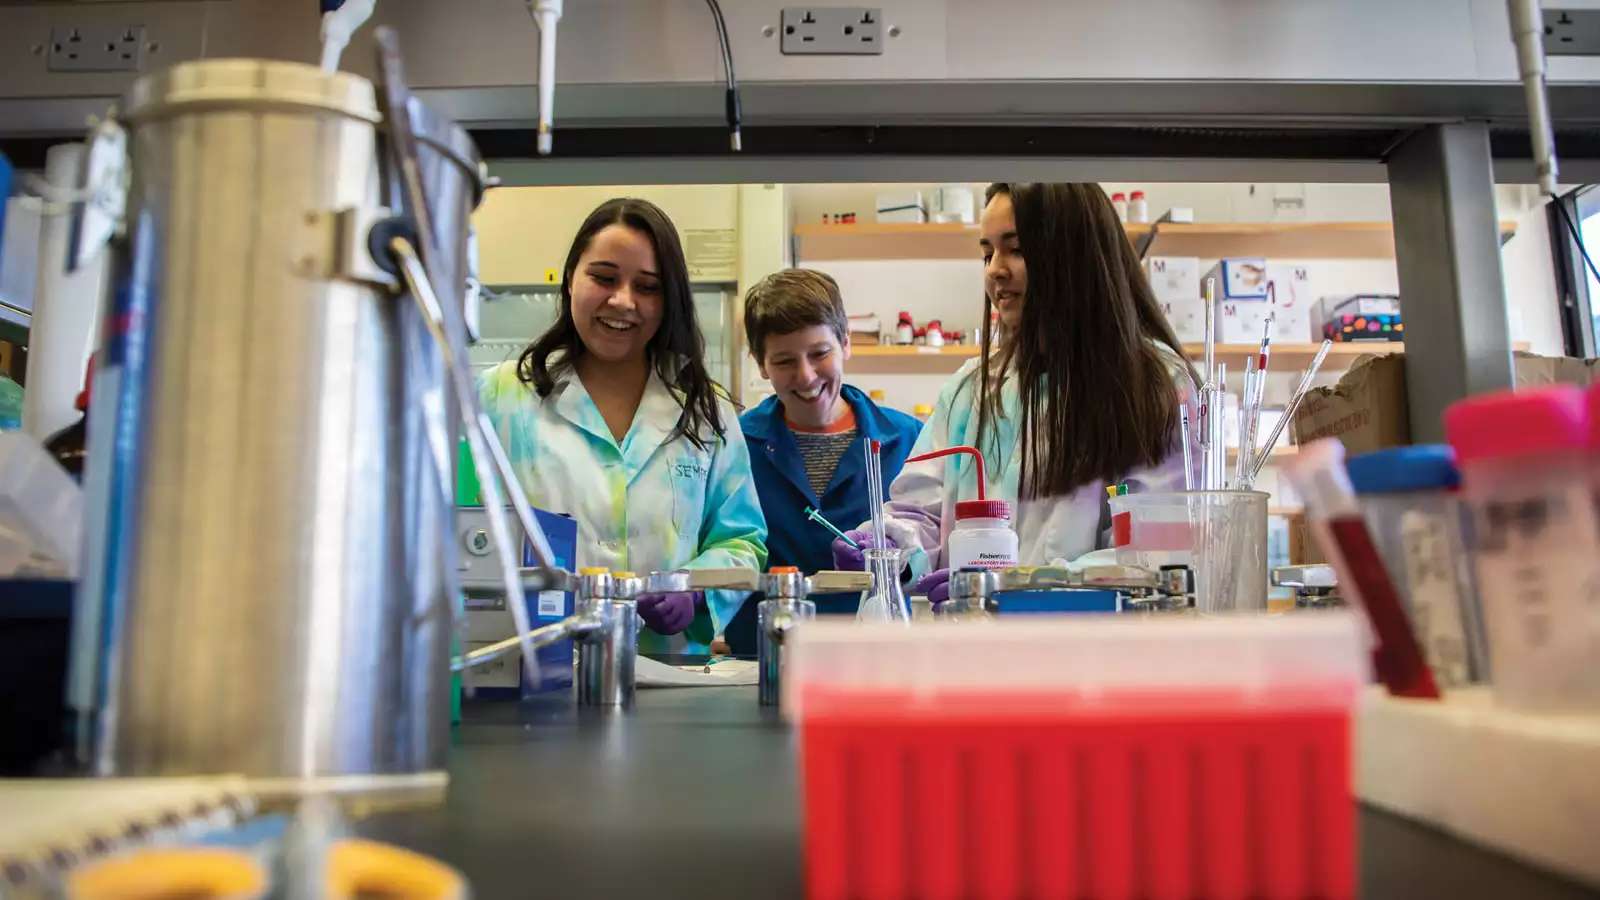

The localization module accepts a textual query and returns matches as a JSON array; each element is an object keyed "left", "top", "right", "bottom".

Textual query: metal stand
[
  {"left": 1387, "top": 123, "right": 1515, "bottom": 442},
  {"left": 556, "top": 571, "right": 640, "bottom": 708},
  {"left": 756, "top": 570, "right": 816, "bottom": 707}
]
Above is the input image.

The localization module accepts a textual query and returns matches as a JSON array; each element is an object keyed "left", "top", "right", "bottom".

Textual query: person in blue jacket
[{"left": 727, "top": 269, "right": 923, "bottom": 650}]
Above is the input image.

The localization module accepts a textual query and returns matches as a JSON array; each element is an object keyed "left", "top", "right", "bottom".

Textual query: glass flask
[{"left": 855, "top": 547, "right": 910, "bottom": 624}]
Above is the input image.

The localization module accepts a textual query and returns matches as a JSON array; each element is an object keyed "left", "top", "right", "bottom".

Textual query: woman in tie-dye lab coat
[{"left": 478, "top": 198, "right": 767, "bottom": 655}]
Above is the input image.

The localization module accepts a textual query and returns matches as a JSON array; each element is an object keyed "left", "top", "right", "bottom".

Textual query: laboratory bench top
[{"left": 359, "top": 689, "right": 1599, "bottom": 900}]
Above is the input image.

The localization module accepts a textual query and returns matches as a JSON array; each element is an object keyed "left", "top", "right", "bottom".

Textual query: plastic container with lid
[
  {"left": 1128, "top": 190, "right": 1149, "bottom": 224},
  {"left": 1346, "top": 445, "right": 1485, "bottom": 687},
  {"left": 895, "top": 311, "right": 914, "bottom": 345},
  {"left": 948, "top": 499, "right": 1018, "bottom": 571},
  {"left": 1444, "top": 386, "right": 1600, "bottom": 711}
]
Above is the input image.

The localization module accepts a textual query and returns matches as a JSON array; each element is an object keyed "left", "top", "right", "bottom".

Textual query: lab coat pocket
[{"left": 668, "top": 451, "right": 712, "bottom": 544}]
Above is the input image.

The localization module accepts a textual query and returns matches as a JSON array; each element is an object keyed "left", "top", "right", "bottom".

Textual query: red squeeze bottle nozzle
[{"left": 906, "top": 445, "right": 987, "bottom": 501}]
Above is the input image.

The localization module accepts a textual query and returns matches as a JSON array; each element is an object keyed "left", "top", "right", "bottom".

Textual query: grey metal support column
[{"left": 1387, "top": 123, "right": 1515, "bottom": 443}]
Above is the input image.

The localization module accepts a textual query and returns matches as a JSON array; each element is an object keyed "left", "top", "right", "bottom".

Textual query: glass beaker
[
  {"left": 856, "top": 547, "right": 910, "bottom": 624},
  {"left": 1110, "top": 490, "right": 1269, "bottom": 612}
]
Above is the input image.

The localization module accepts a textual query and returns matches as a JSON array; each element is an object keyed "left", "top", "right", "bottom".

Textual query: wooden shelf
[
  {"left": 1183, "top": 341, "right": 1404, "bottom": 365},
  {"left": 849, "top": 340, "right": 1525, "bottom": 376},
  {"left": 793, "top": 222, "right": 979, "bottom": 261},
  {"left": 1135, "top": 221, "right": 1517, "bottom": 260},
  {"left": 852, "top": 344, "right": 980, "bottom": 357},
  {"left": 850, "top": 343, "right": 980, "bottom": 373},
  {"left": 794, "top": 220, "right": 1519, "bottom": 262}
]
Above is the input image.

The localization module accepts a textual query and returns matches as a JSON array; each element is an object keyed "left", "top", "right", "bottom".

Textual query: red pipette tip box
[{"left": 787, "top": 616, "right": 1367, "bottom": 899}]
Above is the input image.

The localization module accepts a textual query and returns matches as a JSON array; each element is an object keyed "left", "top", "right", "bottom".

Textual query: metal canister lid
[
  {"left": 761, "top": 569, "right": 807, "bottom": 600},
  {"left": 122, "top": 58, "right": 380, "bottom": 125}
]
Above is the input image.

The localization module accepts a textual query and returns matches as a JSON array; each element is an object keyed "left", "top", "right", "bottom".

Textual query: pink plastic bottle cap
[
  {"left": 1131, "top": 190, "right": 1146, "bottom": 200},
  {"left": 1111, "top": 192, "right": 1126, "bottom": 202},
  {"left": 1444, "top": 386, "right": 1589, "bottom": 465},
  {"left": 956, "top": 500, "right": 1012, "bottom": 521}
]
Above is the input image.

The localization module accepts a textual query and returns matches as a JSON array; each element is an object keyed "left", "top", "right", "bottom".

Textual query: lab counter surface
[{"left": 358, "top": 689, "right": 1600, "bottom": 900}]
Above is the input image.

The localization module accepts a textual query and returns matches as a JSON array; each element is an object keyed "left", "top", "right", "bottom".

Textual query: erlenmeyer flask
[{"left": 856, "top": 547, "right": 910, "bottom": 624}]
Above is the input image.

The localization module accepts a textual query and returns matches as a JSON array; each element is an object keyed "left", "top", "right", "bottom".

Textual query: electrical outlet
[
  {"left": 48, "top": 24, "right": 147, "bottom": 72},
  {"left": 1543, "top": 8, "right": 1600, "bottom": 56},
  {"left": 780, "top": 7, "right": 884, "bottom": 55}
]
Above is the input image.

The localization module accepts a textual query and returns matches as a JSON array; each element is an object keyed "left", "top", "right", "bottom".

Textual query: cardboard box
[
  {"left": 1316, "top": 294, "right": 1403, "bottom": 343},
  {"left": 1203, "top": 257, "right": 1270, "bottom": 301},
  {"left": 1284, "top": 351, "right": 1597, "bottom": 464},
  {"left": 1201, "top": 258, "right": 1274, "bottom": 343},
  {"left": 1513, "top": 351, "right": 1598, "bottom": 388},
  {"left": 1145, "top": 256, "right": 1204, "bottom": 342},
  {"left": 1291, "top": 353, "right": 1411, "bottom": 455}
]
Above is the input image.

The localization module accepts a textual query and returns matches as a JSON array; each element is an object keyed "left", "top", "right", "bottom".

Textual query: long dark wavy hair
[
  {"left": 975, "top": 183, "right": 1197, "bottom": 498},
  {"left": 517, "top": 197, "right": 725, "bottom": 449}
]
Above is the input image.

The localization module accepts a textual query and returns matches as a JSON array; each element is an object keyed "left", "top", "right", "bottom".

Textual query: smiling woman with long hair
[
  {"left": 480, "top": 197, "right": 767, "bottom": 653},
  {"left": 831, "top": 183, "right": 1199, "bottom": 600}
]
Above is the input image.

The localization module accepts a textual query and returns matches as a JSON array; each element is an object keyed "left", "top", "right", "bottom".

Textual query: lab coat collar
[
  {"left": 549, "top": 368, "right": 617, "bottom": 451},
  {"left": 548, "top": 356, "right": 695, "bottom": 480}
]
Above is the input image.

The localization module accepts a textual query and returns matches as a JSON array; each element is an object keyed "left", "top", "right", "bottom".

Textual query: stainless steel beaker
[{"left": 82, "top": 59, "right": 482, "bottom": 779}]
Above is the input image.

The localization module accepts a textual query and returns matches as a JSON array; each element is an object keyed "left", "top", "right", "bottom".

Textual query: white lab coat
[
  {"left": 879, "top": 350, "right": 1196, "bottom": 580},
  {"left": 479, "top": 357, "right": 768, "bottom": 654}
]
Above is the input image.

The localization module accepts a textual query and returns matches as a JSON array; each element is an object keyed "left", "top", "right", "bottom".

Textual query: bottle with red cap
[
  {"left": 1128, "top": 190, "right": 1149, "bottom": 224},
  {"left": 1443, "top": 385, "right": 1600, "bottom": 712},
  {"left": 948, "top": 499, "right": 1018, "bottom": 572},
  {"left": 1111, "top": 192, "right": 1128, "bottom": 222}
]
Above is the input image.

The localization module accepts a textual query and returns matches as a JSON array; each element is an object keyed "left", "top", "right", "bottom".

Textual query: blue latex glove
[
  {"left": 831, "top": 530, "right": 898, "bottom": 571},
  {"left": 914, "top": 569, "right": 952, "bottom": 607},
  {"left": 636, "top": 591, "right": 700, "bottom": 635}
]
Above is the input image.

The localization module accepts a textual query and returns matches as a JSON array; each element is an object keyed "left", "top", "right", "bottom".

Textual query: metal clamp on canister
[
  {"left": 756, "top": 568, "right": 817, "bottom": 707},
  {"left": 1272, "top": 564, "right": 1343, "bottom": 609},
  {"left": 574, "top": 568, "right": 642, "bottom": 708}
]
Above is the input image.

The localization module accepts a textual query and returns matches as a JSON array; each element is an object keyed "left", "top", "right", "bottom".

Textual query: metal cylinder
[
  {"left": 757, "top": 570, "right": 815, "bottom": 706},
  {"left": 941, "top": 568, "right": 997, "bottom": 620},
  {"left": 85, "top": 59, "right": 481, "bottom": 779},
  {"left": 576, "top": 573, "right": 640, "bottom": 707}
]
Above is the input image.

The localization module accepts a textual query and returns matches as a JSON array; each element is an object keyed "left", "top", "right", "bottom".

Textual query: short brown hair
[{"left": 742, "top": 268, "right": 849, "bottom": 362}]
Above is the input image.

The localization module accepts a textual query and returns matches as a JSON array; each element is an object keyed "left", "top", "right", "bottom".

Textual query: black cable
[
  {"left": 1552, "top": 188, "right": 1600, "bottom": 291},
  {"left": 704, "top": 0, "right": 741, "bottom": 151}
]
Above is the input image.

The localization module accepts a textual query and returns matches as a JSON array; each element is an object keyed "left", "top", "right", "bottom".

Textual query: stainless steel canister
[{"left": 82, "top": 59, "right": 482, "bottom": 779}]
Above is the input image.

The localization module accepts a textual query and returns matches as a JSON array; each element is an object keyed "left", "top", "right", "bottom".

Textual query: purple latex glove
[
  {"left": 914, "top": 568, "right": 952, "bottom": 607},
  {"left": 636, "top": 591, "right": 700, "bottom": 635},
  {"left": 831, "top": 529, "right": 898, "bottom": 571}
]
